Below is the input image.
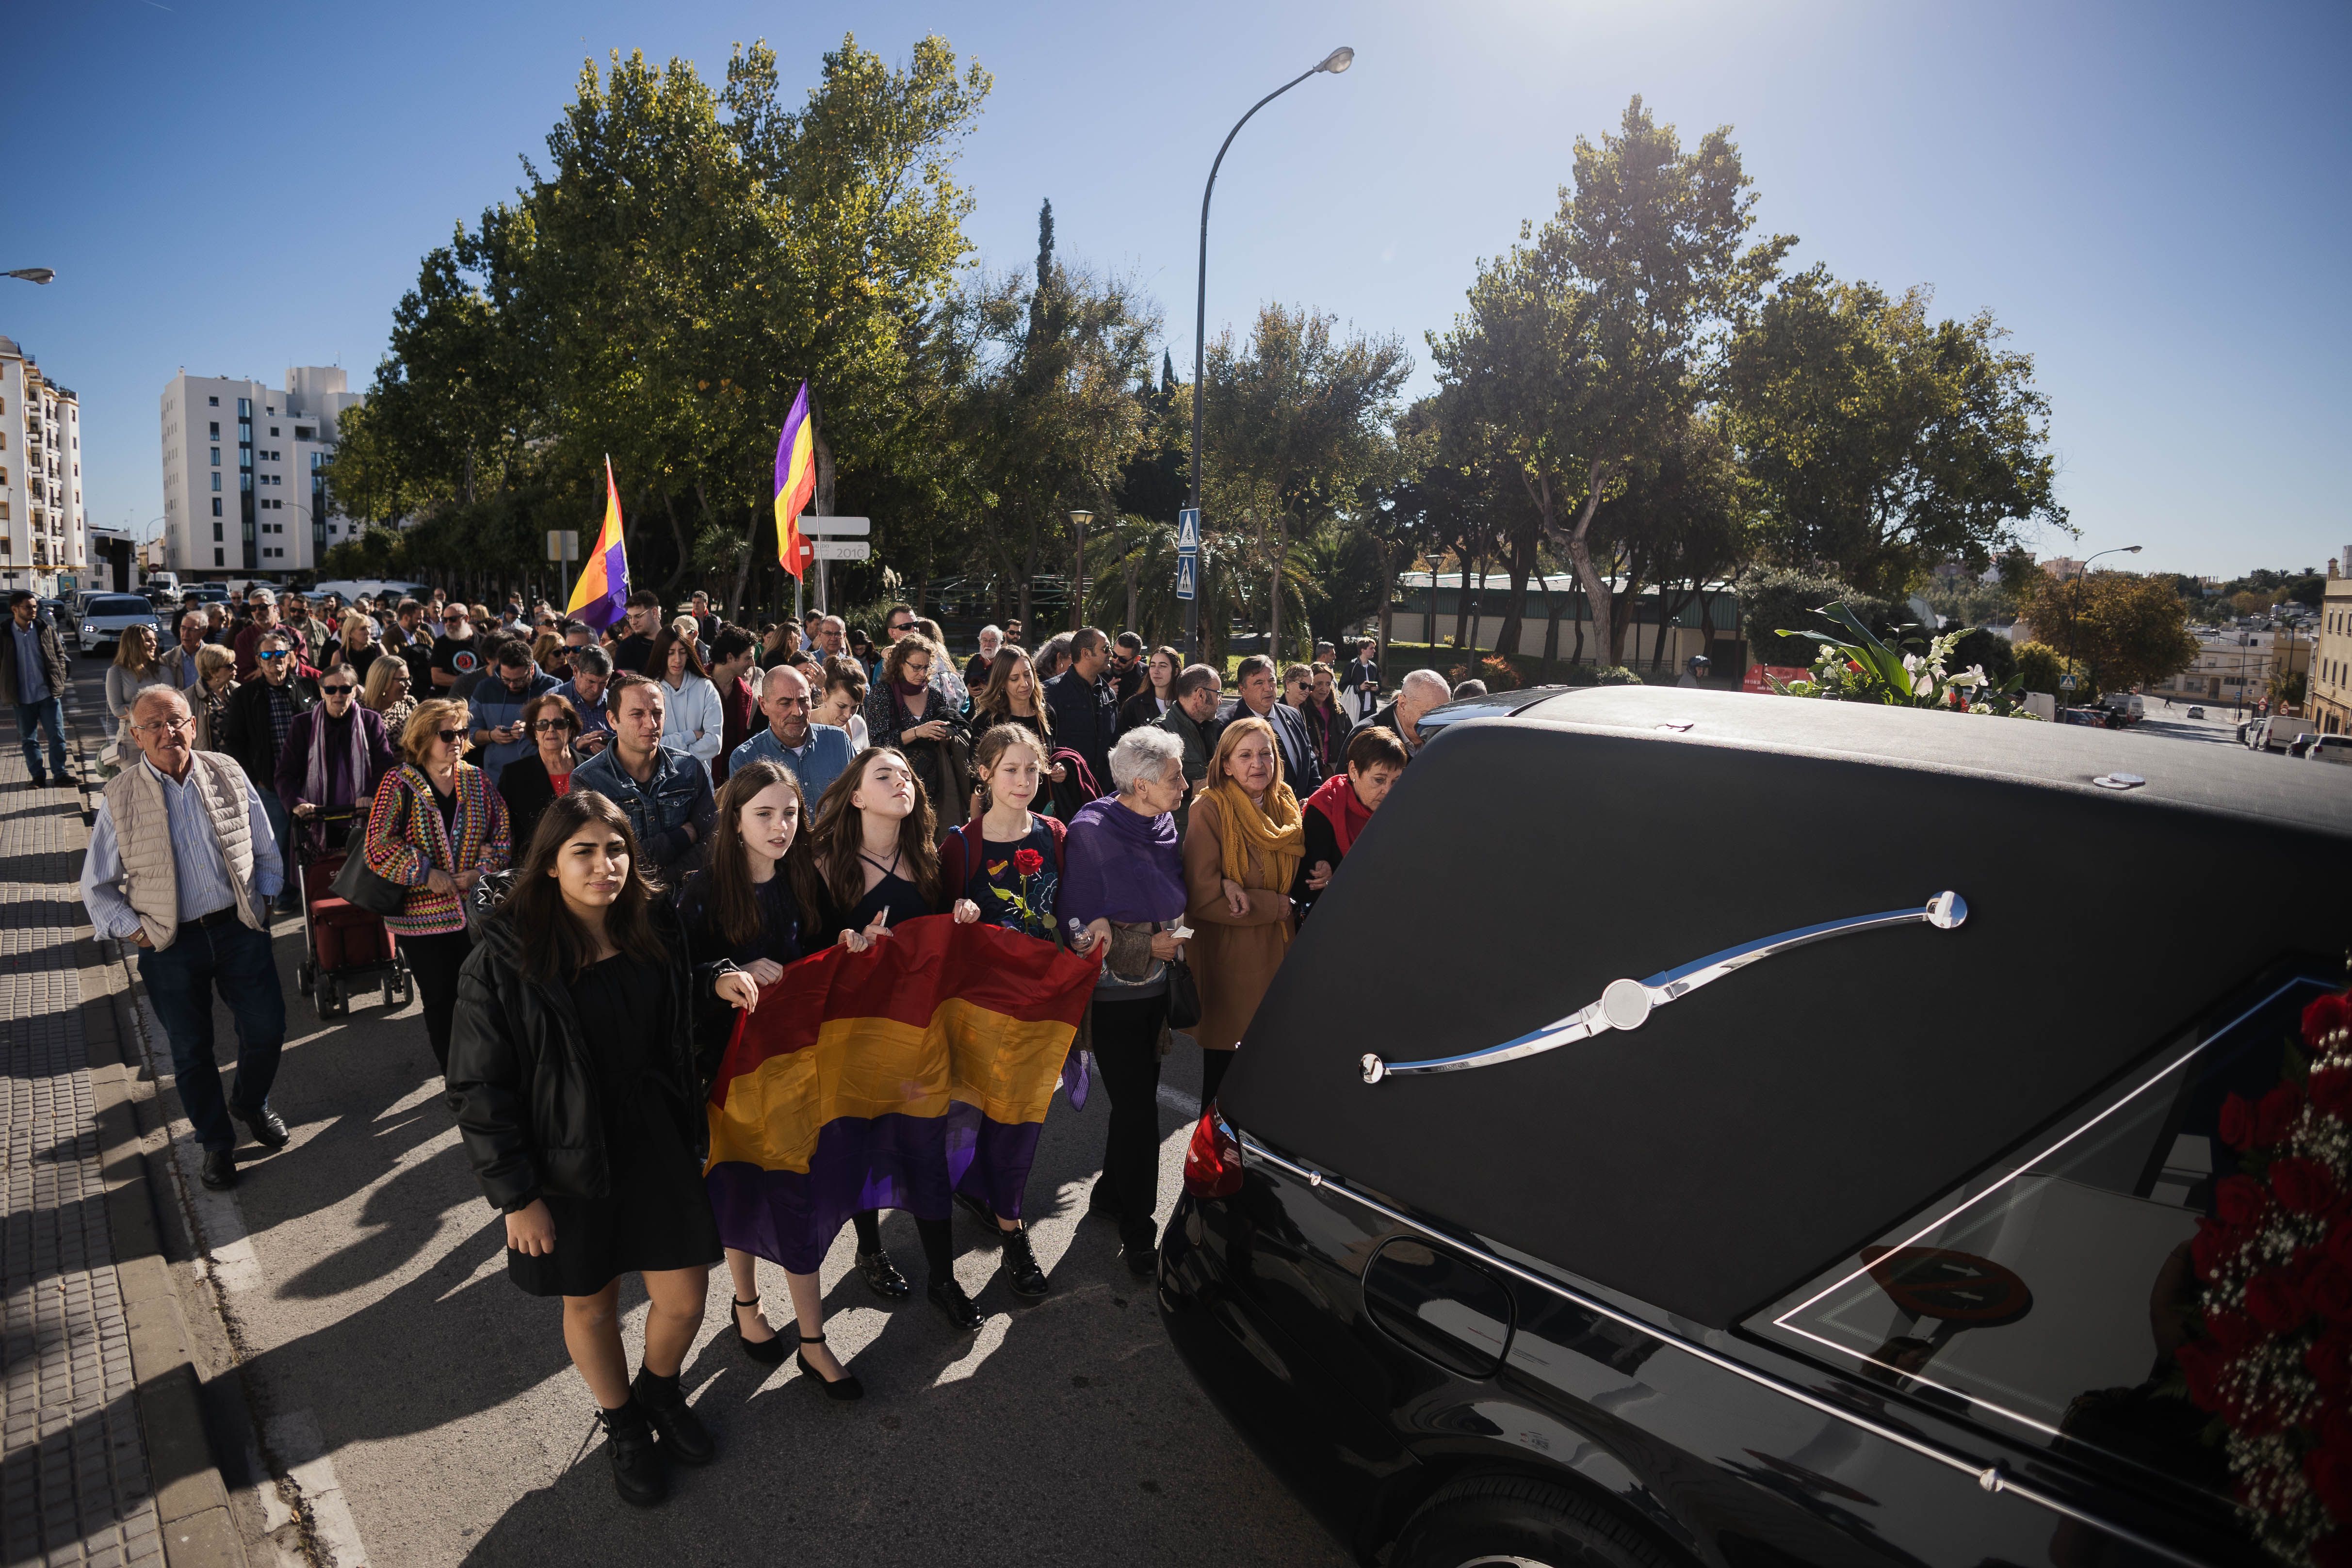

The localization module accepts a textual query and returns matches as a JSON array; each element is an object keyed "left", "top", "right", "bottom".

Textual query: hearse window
[{"left": 1751, "top": 965, "right": 2339, "bottom": 1509}]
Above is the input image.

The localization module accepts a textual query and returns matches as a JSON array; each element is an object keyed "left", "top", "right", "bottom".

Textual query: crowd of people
[{"left": 63, "top": 576, "right": 1452, "bottom": 1508}]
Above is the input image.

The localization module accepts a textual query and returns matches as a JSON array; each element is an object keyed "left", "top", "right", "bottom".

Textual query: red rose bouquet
[{"left": 2182, "top": 991, "right": 2352, "bottom": 1566}]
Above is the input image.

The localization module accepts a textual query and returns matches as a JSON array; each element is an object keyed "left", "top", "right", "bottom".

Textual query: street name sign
[
  {"left": 813, "top": 540, "right": 870, "bottom": 562},
  {"left": 1175, "top": 553, "right": 1198, "bottom": 601},
  {"left": 1176, "top": 508, "right": 1200, "bottom": 552},
  {"left": 801, "top": 516, "right": 870, "bottom": 536}
]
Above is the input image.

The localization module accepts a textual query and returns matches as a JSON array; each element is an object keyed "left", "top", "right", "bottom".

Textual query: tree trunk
[
  {"left": 729, "top": 499, "right": 763, "bottom": 623},
  {"left": 1556, "top": 463, "right": 1615, "bottom": 672},
  {"left": 1497, "top": 529, "right": 1535, "bottom": 657},
  {"left": 1017, "top": 532, "right": 1038, "bottom": 630},
  {"left": 1268, "top": 517, "right": 1287, "bottom": 659},
  {"left": 1422, "top": 555, "right": 1437, "bottom": 646},
  {"left": 1541, "top": 576, "right": 1563, "bottom": 680},
  {"left": 1375, "top": 541, "right": 1397, "bottom": 652},
  {"left": 1123, "top": 552, "right": 1139, "bottom": 636},
  {"left": 1453, "top": 549, "right": 1476, "bottom": 649}
]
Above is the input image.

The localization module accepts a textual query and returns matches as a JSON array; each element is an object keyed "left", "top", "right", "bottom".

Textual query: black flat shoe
[
  {"left": 794, "top": 1332, "right": 864, "bottom": 1402},
  {"left": 629, "top": 1368, "right": 713, "bottom": 1466},
  {"left": 597, "top": 1400, "right": 667, "bottom": 1507},
  {"left": 731, "top": 1296, "right": 786, "bottom": 1367},
  {"left": 999, "top": 1228, "right": 1049, "bottom": 1299},
  {"left": 927, "top": 1277, "right": 984, "bottom": 1333},
  {"left": 954, "top": 1190, "right": 999, "bottom": 1234},
  {"left": 1121, "top": 1227, "right": 1158, "bottom": 1278},
  {"left": 856, "top": 1247, "right": 911, "bottom": 1301},
  {"left": 199, "top": 1148, "right": 236, "bottom": 1190},
  {"left": 235, "top": 1104, "right": 290, "bottom": 1150}
]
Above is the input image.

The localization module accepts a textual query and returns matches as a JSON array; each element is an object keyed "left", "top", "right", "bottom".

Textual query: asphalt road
[{"left": 91, "top": 691, "right": 1347, "bottom": 1567}]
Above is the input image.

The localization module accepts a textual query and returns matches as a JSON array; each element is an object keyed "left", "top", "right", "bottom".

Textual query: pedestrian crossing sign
[
  {"left": 1177, "top": 509, "right": 1200, "bottom": 552},
  {"left": 1175, "top": 553, "right": 1197, "bottom": 601}
]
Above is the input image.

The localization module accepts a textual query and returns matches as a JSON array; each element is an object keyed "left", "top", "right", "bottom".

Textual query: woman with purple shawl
[
  {"left": 1062, "top": 726, "right": 1192, "bottom": 1275},
  {"left": 275, "top": 661, "right": 398, "bottom": 858}
]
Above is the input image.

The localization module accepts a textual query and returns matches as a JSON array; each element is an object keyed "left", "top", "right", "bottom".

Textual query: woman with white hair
[{"left": 1061, "top": 725, "right": 1191, "bottom": 1274}]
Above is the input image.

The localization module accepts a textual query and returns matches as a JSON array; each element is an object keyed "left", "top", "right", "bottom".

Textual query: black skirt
[{"left": 506, "top": 953, "right": 722, "bottom": 1298}]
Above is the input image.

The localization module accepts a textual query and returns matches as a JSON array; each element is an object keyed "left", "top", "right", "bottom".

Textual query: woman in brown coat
[{"left": 1182, "top": 715, "right": 1302, "bottom": 1103}]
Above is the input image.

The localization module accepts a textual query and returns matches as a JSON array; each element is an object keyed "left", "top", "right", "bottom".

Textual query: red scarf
[{"left": 1303, "top": 773, "right": 1373, "bottom": 857}]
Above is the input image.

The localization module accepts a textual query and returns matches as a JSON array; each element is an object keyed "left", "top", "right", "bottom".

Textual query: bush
[
  {"left": 2012, "top": 640, "right": 2079, "bottom": 696},
  {"left": 1948, "top": 626, "right": 2018, "bottom": 687},
  {"left": 1737, "top": 566, "right": 1893, "bottom": 665}
]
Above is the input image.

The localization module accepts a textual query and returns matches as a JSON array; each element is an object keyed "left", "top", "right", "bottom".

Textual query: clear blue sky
[{"left": 8, "top": 0, "right": 2347, "bottom": 580}]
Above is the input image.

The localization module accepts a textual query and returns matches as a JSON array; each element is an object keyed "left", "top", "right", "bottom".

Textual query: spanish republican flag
[
  {"left": 704, "top": 917, "right": 1099, "bottom": 1274},
  {"left": 565, "top": 456, "right": 630, "bottom": 631},
  {"left": 773, "top": 381, "right": 816, "bottom": 582}
]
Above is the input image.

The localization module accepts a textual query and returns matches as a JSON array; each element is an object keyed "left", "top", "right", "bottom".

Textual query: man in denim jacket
[{"left": 568, "top": 672, "right": 714, "bottom": 875}]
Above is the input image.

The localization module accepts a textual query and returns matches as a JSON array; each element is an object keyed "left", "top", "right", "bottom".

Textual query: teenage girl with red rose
[{"left": 937, "top": 723, "right": 1099, "bottom": 1298}]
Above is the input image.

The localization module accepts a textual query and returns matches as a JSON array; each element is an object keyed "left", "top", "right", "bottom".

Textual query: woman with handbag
[
  {"left": 1062, "top": 727, "right": 1191, "bottom": 1276},
  {"left": 1182, "top": 716, "right": 1301, "bottom": 1107},
  {"left": 361, "top": 698, "right": 512, "bottom": 1075},
  {"left": 860, "top": 634, "right": 971, "bottom": 837}
]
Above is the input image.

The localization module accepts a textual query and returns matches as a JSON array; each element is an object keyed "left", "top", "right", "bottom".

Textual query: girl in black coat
[
  {"left": 447, "top": 789, "right": 759, "bottom": 1507},
  {"left": 672, "top": 761, "right": 863, "bottom": 1398}
]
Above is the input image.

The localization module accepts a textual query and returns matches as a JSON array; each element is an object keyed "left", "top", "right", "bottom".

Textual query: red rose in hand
[
  {"left": 2205, "top": 1306, "right": 2263, "bottom": 1349},
  {"left": 2247, "top": 1270, "right": 2310, "bottom": 1334},
  {"left": 2313, "top": 1067, "right": 2352, "bottom": 1120},
  {"left": 1013, "top": 847, "right": 1044, "bottom": 877},
  {"left": 2307, "top": 1447, "right": 2352, "bottom": 1523},
  {"left": 2257, "top": 1084, "right": 2304, "bottom": 1146},
  {"left": 2220, "top": 1093, "right": 2258, "bottom": 1152},
  {"left": 2193, "top": 1217, "right": 2242, "bottom": 1281},
  {"left": 2277, "top": 1157, "right": 2339, "bottom": 1216},
  {"left": 2219, "top": 1174, "right": 2271, "bottom": 1229},
  {"left": 2312, "top": 1259, "right": 2352, "bottom": 1324}
]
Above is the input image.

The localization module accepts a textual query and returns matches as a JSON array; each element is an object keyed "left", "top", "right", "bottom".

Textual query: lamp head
[
  {"left": 2125, "top": 545, "right": 2143, "bottom": 553},
  {"left": 4, "top": 268, "right": 56, "bottom": 285},
  {"left": 1316, "top": 47, "right": 1355, "bottom": 74},
  {"left": 1070, "top": 510, "right": 1093, "bottom": 528}
]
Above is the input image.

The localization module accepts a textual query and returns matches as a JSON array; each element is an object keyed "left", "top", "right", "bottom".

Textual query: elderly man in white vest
[{"left": 81, "top": 685, "right": 290, "bottom": 1191}]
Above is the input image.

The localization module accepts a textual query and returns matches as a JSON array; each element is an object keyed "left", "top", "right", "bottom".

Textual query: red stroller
[{"left": 293, "top": 806, "right": 413, "bottom": 1019}]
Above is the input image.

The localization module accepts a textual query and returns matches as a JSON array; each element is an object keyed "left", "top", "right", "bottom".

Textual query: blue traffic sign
[
  {"left": 1176, "top": 508, "right": 1200, "bottom": 553},
  {"left": 1175, "top": 553, "right": 1197, "bottom": 601}
]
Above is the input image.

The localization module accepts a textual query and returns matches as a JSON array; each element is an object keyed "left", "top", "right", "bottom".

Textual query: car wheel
[{"left": 1393, "top": 1476, "right": 1676, "bottom": 1568}]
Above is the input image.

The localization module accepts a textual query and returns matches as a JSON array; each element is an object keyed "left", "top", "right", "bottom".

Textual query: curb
[{"left": 64, "top": 700, "right": 251, "bottom": 1568}]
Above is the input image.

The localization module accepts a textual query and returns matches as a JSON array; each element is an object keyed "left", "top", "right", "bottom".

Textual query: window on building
[
  {"left": 214, "top": 548, "right": 224, "bottom": 566},
  {"left": 237, "top": 399, "right": 250, "bottom": 418},
  {"left": 209, "top": 421, "right": 219, "bottom": 438},
  {"left": 295, "top": 427, "right": 314, "bottom": 441},
  {"left": 213, "top": 523, "right": 222, "bottom": 541},
  {"left": 210, "top": 448, "right": 220, "bottom": 467},
  {"left": 208, "top": 396, "right": 219, "bottom": 406},
  {"left": 211, "top": 497, "right": 222, "bottom": 517},
  {"left": 269, "top": 426, "right": 279, "bottom": 437},
  {"left": 211, "top": 474, "right": 220, "bottom": 492}
]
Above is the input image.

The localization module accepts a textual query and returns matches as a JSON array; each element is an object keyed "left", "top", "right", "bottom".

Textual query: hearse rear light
[{"left": 1183, "top": 1108, "right": 1244, "bottom": 1199}]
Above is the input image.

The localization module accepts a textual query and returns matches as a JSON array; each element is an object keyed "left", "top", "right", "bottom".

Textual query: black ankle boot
[
  {"left": 999, "top": 1227, "right": 1049, "bottom": 1299},
  {"left": 597, "top": 1400, "right": 667, "bottom": 1507},
  {"left": 928, "top": 1276, "right": 984, "bottom": 1333},
  {"left": 857, "top": 1246, "right": 911, "bottom": 1301},
  {"left": 629, "top": 1368, "right": 714, "bottom": 1466},
  {"left": 731, "top": 1296, "right": 787, "bottom": 1367}
]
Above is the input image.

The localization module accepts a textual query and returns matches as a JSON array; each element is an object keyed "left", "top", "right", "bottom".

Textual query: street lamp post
[
  {"left": 1185, "top": 46, "right": 1354, "bottom": 662},
  {"left": 1069, "top": 510, "right": 1092, "bottom": 631},
  {"left": 2061, "top": 544, "right": 2141, "bottom": 712}
]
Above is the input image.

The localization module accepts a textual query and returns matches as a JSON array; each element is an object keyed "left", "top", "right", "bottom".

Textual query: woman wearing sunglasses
[
  {"left": 361, "top": 697, "right": 512, "bottom": 1076},
  {"left": 496, "top": 692, "right": 581, "bottom": 855},
  {"left": 275, "top": 661, "right": 398, "bottom": 858}
]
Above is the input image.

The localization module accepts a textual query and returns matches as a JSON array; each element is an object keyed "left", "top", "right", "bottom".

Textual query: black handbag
[
  {"left": 329, "top": 844, "right": 407, "bottom": 916},
  {"left": 1163, "top": 953, "right": 1202, "bottom": 1032}
]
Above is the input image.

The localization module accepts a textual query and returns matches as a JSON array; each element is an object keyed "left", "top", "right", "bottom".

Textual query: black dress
[
  {"left": 505, "top": 952, "right": 723, "bottom": 1297},
  {"left": 818, "top": 870, "right": 937, "bottom": 945}
]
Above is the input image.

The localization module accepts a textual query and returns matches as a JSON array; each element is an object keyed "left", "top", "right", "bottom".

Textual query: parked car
[
  {"left": 180, "top": 583, "right": 229, "bottom": 608},
  {"left": 2309, "top": 734, "right": 2352, "bottom": 765},
  {"left": 74, "top": 593, "right": 162, "bottom": 657},
  {"left": 2100, "top": 691, "right": 2145, "bottom": 724},
  {"left": 1162, "top": 685, "right": 2352, "bottom": 1568},
  {"left": 2186, "top": 705, "right": 2206, "bottom": 719}
]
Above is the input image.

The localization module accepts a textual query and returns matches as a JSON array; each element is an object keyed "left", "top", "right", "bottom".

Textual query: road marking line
[
  {"left": 264, "top": 1410, "right": 370, "bottom": 1568},
  {"left": 133, "top": 994, "right": 266, "bottom": 1293}
]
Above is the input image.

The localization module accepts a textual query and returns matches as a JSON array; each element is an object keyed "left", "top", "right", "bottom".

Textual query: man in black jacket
[
  {"left": 1044, "top": 627, "right": 1118, "bottom": 791},
  {"left": 220, "top": 628, "right": 318, "bottom": 910},
  {"left": 1219, "top": 654, "right": 1321, "bottom": 793},
  {"left": 1357, "top": 667, "right": 1452, "bottom": 757}
]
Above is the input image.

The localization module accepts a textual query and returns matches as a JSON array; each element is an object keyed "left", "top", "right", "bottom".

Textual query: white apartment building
[
  {"left": 0, "top": 335, "right": 89, "bottom": 597},
  {"left": 2151, "top": 624, "right": 2315, "bottom": 711},
  {"left": 159, "top": 366, "right": 363, "bottom": 579}
]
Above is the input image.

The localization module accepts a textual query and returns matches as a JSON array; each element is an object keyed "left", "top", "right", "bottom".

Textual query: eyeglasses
[
  {"left": 133, "top": 716, "right": 195, "bottom": 736},
  {"left": 435, "top": 728, "right": 464, "bottom": 744},
  {"left": 320, "top": 684, "right": 354, "bottom": 695},
  {"left": 258, "top": 650, "right": 287, "bottom": 661},
  {"left": 888, "top": 620, "right": 916, "bottom": 633},
  {"left": 531, "top": 719, "right": 572, "bottom": 733}
]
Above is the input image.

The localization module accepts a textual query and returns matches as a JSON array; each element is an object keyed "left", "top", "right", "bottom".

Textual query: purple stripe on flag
[{"left": 774, "top": 382, "right": 810, "bottom": 498}]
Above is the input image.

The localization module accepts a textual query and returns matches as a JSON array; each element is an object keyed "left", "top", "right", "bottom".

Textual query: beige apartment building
[
  {"left": 2308, "top": 556, "right": 2352, "bottom": 735},
  {"left": 0, "top": 335, "right": 90, "bottom": 597},
  {"left": 2151, "top": 624, "right": 2313, "bottom": 712}
]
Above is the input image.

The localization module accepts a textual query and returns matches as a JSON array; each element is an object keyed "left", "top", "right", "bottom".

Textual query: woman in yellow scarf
[{"left": 1182, "top": 716, "right": 1303, "bottom": 1102}]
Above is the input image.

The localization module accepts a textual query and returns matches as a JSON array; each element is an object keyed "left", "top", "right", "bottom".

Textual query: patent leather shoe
[
  {"left": 856, "top": 1247, "right": 911, "bottom": 1301},
  {"left": 235, "top": 1104, "right": 291, "bottom": 1150},
  {"left": 199, "top": 1148, "right": 236, "bottom": 1190},
  {"left": 629, "top": 1368, "right": 713, "bottom": 1466},
  {"left": 927, "top": 1277, "right": 984, "bottom": 1333},
  {"left": 999, "top": 1228, "right": 1049, "bottom": 1299},
  {"left": 731, "top": 1297, "right": 786, "bottom": 1367},
  {"left": 597, "top": 1401, "right": 667, "bottom": 1507}
]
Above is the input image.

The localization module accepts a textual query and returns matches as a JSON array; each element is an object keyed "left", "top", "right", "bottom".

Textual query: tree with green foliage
[
  {"left": 1726, "top": 266, "right": 2065, "bottom": 597},
  {"left": 2021, "top": 571, "right": 2200, "bottom": 693},
  {"left": 1433, "top": 97, "right": 1789, "bottom": 672}
]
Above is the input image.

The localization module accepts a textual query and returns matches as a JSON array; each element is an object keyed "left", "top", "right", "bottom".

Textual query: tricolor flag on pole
[
  {"left": 773, "top": 381, "right": 816, "bottom": 581},
  {"left": 565, "top": 456, "right": 631, "bottom": 631}
]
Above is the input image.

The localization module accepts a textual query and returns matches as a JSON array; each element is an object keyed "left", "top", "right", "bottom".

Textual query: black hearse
[{"left": 1160, "top": 685, "right": 2352, "bottom": 1568}]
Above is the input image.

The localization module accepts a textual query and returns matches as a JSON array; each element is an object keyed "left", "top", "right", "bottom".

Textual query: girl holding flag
[
  {"left": 806, "top": 748, "right": 987, "bottom": 1330},
  {"left": 674, "top": 760, "right": 866, "bottom": 1398}
]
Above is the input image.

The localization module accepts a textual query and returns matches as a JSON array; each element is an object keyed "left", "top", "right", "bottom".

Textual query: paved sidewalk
[{"left": 1, "top": 691, "right": 244, "bottom": 1568}]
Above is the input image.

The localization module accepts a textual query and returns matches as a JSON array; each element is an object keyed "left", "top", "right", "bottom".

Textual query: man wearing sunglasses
[
  {"left": 273, "top": 661, "right": 397, "bottom": 857},
  {"left": 231, "top": 588, "right": 291, "bottom": 680},
  {"left": 81, "top": 686, "right": 289, "bottom": 1191},
  {"left": 218, "top": 629, "right": 318, "bottom": 912}
]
